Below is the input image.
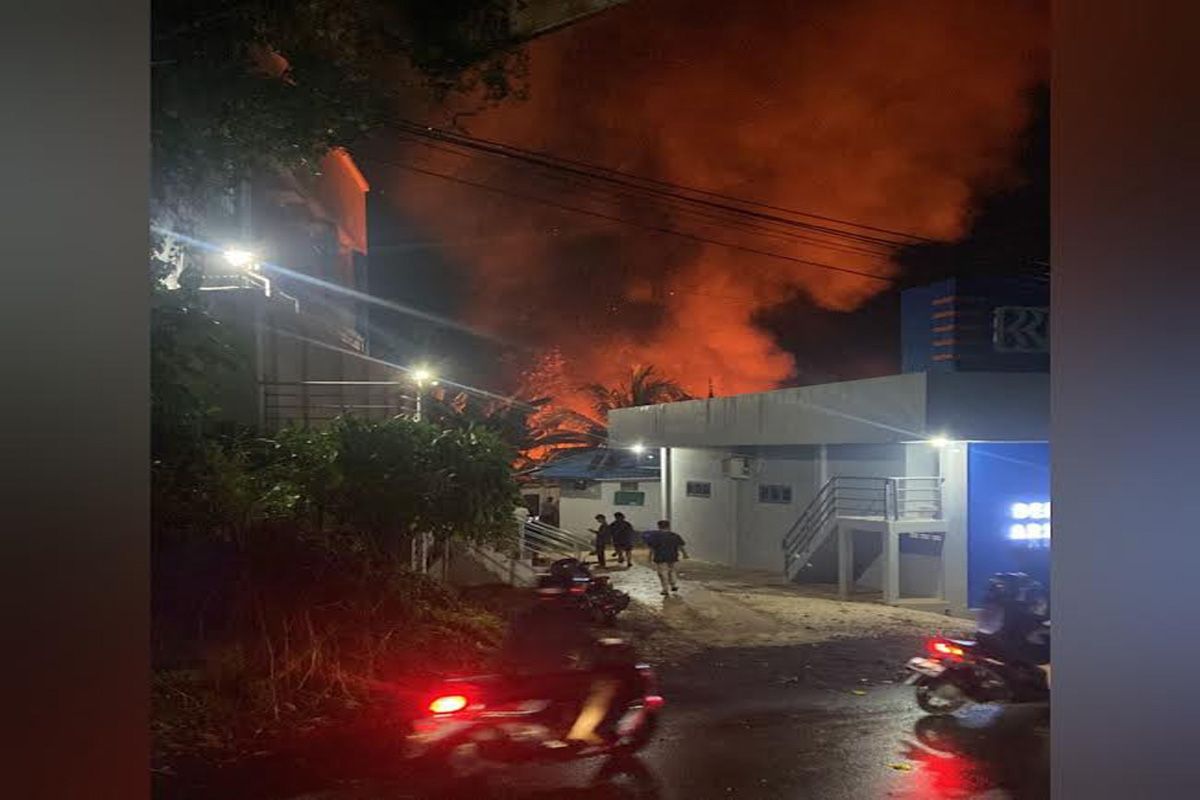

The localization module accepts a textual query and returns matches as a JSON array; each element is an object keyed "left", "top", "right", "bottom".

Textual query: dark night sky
[{"left": 358, "top": 1, "right": 1049, "bottom": 397}]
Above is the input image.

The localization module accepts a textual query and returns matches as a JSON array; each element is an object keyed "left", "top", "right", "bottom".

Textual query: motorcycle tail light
[
  {"left": 929, "top": 639, "right": 966, "bottom": 660},
  {"left": 428, "top": 694, "right": 469, "bottom": 715},
  {"left": 644, "top": 694, "right": 665, "bottom": 709}
]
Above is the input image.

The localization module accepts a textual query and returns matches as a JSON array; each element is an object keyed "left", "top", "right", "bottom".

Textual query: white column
[
  {"left": 837, "top": 525, "right": 853, "bottom": 598},
  {"left": 882, "top": 529, "right": 900, "bottom": 605},
  {"left": 728, "top": 467, "right": 740, "bottom": 567},
  {"left": 660, "top": 446, "right": 672, "bottom": 523},
  {"left": 939, "top": 443, "right": 970, "bottom": 615}
]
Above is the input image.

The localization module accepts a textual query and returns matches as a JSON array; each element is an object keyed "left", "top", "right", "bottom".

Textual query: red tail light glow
[
  {"left": 928, "top": 639, "right": 966, "bottom": 659},
  {"left": 428, "top": 694, "right": 469, "bottom": 714},
  {"left": 645, "top": 694, "right": 665, "bottom": 709}
]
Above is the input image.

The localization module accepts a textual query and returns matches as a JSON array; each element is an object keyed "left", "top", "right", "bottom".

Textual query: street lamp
[
  {"left": 221, "top": 247, "right": 272, "bottom": 297},
  {"left": 222, "top": 248, "right": 257, "bottom": 269},
  {"left": 630, "top": 442, "right": 647, "bottom": 455},
  {"left": 411, "top": 365, "right": 436, "bottom": 421}
]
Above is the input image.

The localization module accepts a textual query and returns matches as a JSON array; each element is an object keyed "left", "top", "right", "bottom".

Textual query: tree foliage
[
  {"left": 152, "top": 0, "right": 528, "bottom": 213},
  {"left": 522, "top": 365, "right": 693, "bottom": 457},
  {"left": 582, "top": 364, "right": 692, "bottom": 417}
]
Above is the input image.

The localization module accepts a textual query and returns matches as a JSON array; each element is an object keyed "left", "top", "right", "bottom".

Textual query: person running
[
  {"left": 589, "top": 514, "right": 612, "bottom": 569},
  {"left": 645, "top": 519, "right": 688, "bottom": 595}
]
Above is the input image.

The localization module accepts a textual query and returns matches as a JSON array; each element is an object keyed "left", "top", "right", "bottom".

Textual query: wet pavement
[
  {"left": 167, "top": 563, "right": 1046, "bottom": 800},
  {"left": 291, "top": 636, "right": 1049, "bottom": 800}
]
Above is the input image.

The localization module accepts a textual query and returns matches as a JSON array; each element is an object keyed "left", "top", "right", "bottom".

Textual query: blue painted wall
[{"left": 967, "top": 442, "right": 1051, "bottom": 607}]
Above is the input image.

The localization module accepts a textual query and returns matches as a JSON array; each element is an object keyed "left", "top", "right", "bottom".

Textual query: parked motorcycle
[
  {"left": 405, "top": 641, "right": 663, "bottom": 774},
  {"left": 905, "top": 633, "right": 1050, "bottom": 714},
  {"left": 538, "top": 558, "right": 632, "bottom": 625}
]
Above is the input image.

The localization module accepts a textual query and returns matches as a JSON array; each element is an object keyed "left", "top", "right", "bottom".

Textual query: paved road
[{"left": 306, "top": 636, "right": 1049, "bottom": 800}]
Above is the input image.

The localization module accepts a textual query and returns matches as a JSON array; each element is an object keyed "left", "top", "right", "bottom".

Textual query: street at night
[
  {"left": 289, "top": 635, "right": 1049, "bottom": 800},
  {"left": 147, "top": 2, "right": 1056, "bottom": 798},
  {"left": 19, "top": 0, "right": 1200, "bottom": 795}
]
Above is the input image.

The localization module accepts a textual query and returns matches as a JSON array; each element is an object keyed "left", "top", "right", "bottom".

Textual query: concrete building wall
[
  {"left": 667, "top": 448, "right": 736, "bottom": 564},
  {"left": 735, "top": 452, "right": 820, "bottom": 570},
  {"left": 555, "top": 480, "right": 662, "bottom": 539},
  {"left": 826, "top": 443, "right": 908, "bottom": 481},
  {"left": 664, "top": 442, "right": 945, "bottom": 572},
  {"left": 609, "top": 372, "right": 1049, "bottom": 450}
]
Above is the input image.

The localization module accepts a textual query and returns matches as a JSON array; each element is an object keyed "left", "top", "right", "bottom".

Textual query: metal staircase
[{"left": 782, "top": 476, "right": 943, "bottom": 580}]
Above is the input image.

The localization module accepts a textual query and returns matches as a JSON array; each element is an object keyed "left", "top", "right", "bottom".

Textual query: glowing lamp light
[
  {"left": 428, "top": 694, "right": 469, "bottom": 715},
  {"left": 630, "top": 442, "right": 647, "bottom": 455},
  {"left": 928, "top": 435, "right": 950, "bottom": 448},
  {"left": 222, "top": 248, "right": 257, "bottom": 269},
  {"left": 411, "top": 367, "right": 434, "bottom": 384}
]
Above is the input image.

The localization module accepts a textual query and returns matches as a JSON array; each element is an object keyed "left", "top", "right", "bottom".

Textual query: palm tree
[
  {"left": 581, "top": 365, "right": 692, "bottom": 417},
  {"left": 533, "top": 365, "right": 692, "bottom": 454}
]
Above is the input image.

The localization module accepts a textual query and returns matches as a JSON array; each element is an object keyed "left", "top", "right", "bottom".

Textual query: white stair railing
[{"left": 782, "top": 476, "right": 943, "bottom": 579}]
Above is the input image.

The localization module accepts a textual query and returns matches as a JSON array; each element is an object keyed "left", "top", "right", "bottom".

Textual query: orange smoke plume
[{"left": 392, "top": 0, "right": 1049, "bottom": 405}]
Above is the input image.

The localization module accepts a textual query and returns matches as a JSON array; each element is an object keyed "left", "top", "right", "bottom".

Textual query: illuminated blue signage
[
  {"left": 967, "top": 443, "right": 1051, "bottom": 606},
  {"left": 1008, "top": 501, "right": 1051, "bottom": 543}
]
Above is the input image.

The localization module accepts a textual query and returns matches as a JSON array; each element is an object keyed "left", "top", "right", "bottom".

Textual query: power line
[
  {"left": 390, "top": 121, "right": 935, "bottom": 247},
  {"left": 366, "top": 156, "right": 897, "bottom": 285},
  {"left": 387, "top": 122, "right": 1050, "bottom": 275},
  {"left": 392, "top": 131, "right": 898, "bottom": 263}
]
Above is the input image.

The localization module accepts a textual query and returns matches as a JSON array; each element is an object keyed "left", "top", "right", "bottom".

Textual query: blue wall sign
[{"left": 966, "top": 442, "right": 1051, "bottom": 607}]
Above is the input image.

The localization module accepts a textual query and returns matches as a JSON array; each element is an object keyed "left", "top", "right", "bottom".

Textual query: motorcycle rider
[
  {"left": 496, "top": 586, "right": 623, "bottom": 748},
  {"left": 976, "top": 572, "right": 1051, "bottom": 686}
]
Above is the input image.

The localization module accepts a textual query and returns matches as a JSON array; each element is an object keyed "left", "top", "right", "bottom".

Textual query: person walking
[
  {"left": 645, "top": 519, "right": 688, "bottom": 595},
  {"left": 608, "top": 512, "right": 636, "bottom": 567},
  {"left": 610, "top": 514, "right": 635, "bottom": 567},
  {"left": 589, "top": 514, "right": 612, "bottom": 569}
]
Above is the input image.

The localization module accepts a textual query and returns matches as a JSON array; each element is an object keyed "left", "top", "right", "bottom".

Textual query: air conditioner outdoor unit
[{"left": 723, "top": 456, "right": 752, "bottom": 480}]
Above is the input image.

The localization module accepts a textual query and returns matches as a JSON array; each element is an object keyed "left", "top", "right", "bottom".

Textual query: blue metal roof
[{"left": 530, "top": 448, "right": 660, "bottom": 482}]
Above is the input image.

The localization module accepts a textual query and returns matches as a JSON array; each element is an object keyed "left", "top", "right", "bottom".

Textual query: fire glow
[{"left": 393, "top": 0, "right": 1048, "bottom": 413}]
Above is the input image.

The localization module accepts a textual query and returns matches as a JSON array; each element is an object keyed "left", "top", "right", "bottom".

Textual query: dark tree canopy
[{"left": 152, "top": 0, "right": 527, "bottom": 213}]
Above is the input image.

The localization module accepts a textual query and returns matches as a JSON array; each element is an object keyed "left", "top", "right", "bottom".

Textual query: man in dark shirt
[
  {"left": 589, "top": 514, "right": 612, "bottom": 568},
  {"left": 645, "top": 519, "right": 688, "bottom": 595},
  {"left": 608, "top": 512, "right": 636, "bottom": 567}
]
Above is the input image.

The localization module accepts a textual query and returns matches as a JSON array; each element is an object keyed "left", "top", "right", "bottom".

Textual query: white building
[{"left": 608, "top": 276, "right": 1052, "bottom": 617}]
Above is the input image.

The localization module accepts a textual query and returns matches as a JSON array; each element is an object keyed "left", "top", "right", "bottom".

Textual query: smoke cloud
[{"left": 391, "top": 0, "right": 1048, "bottom": 406}]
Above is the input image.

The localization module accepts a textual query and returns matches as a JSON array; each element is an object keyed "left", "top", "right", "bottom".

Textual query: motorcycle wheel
[
  {"left": 915, "top": 676, "right": 968, "bottom": 714},
  {"left": 616, "top": 711, "right": 659, "bottom": 754}
]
